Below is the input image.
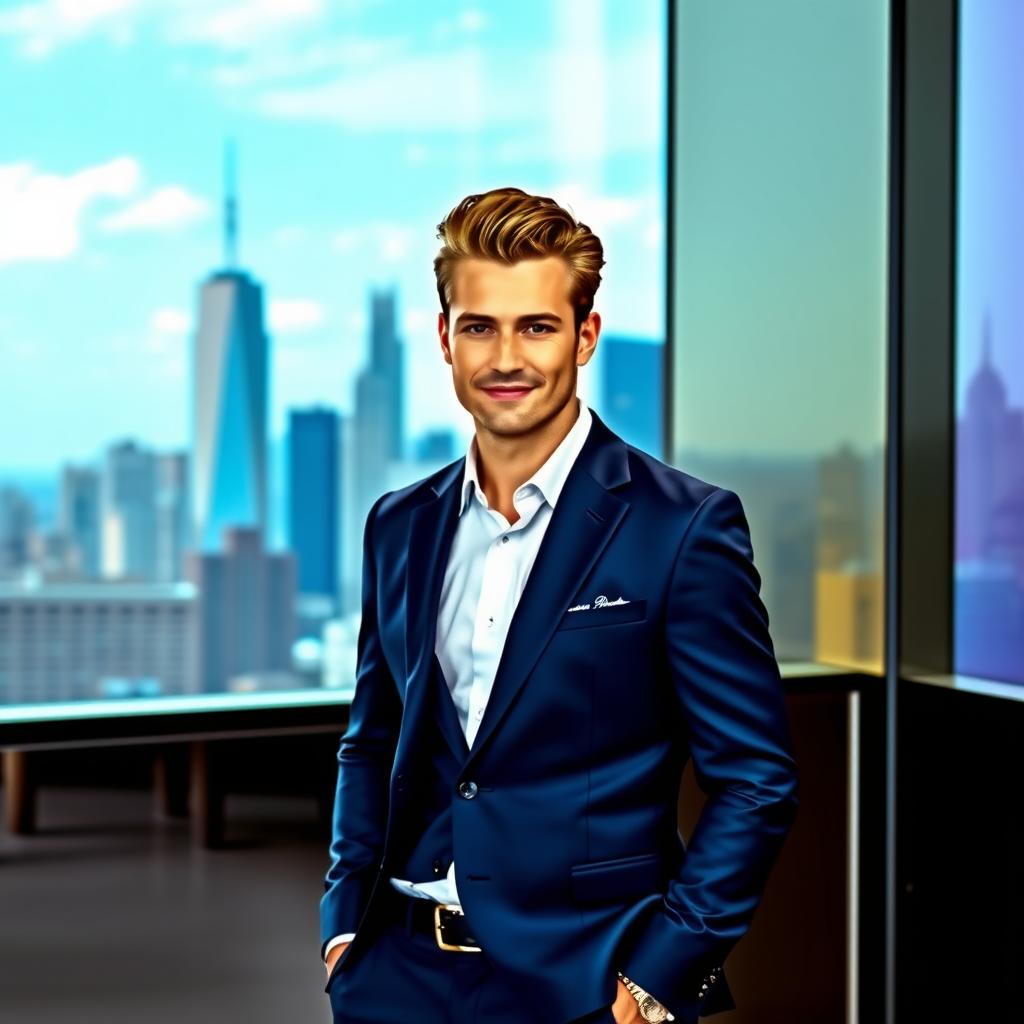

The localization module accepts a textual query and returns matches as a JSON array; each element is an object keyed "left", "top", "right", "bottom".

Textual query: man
[{"left": 320, "top": 187, "right": 799, "bottom": 1024}]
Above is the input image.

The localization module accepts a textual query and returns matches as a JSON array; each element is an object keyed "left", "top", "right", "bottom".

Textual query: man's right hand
[{"left": 325, "top": 941, "right": 350, "bottom": 976}]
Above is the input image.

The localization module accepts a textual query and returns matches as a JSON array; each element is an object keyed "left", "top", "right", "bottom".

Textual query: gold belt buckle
[{"left": 433, "top": 902, "right": 482, "bottom": 952}]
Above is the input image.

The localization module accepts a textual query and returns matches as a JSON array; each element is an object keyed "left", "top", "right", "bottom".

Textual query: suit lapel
[
  {"left": 465, "top": 412, "right": 631, "bottom": 764},
  {"left": 402, "top": 462, "right": 467, "bottom": 762},
  {"left": 400, "top": 408, "right": 633, "bottom": 769}
]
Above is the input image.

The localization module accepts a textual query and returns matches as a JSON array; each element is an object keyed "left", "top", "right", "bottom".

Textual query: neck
[{"left": 474, "top": 397, "right": 581, "bottom": 520}]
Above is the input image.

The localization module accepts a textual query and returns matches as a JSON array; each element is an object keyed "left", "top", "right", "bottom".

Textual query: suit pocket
[
  {"left": 569, "top": 850, "right": 663, "bottom": 906},
  {"left": 556, "top": 599, "right": 647, "bottom": 631}
]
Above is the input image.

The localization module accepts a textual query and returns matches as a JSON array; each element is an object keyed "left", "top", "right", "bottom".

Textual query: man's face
[{"left": 438, "top": 255, "right": 599, "bottom": 438}]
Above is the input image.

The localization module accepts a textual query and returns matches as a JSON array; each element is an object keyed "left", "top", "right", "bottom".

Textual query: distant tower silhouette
[
  {"left": 369, "top": 288, "right": 405, "bottom": 461},
  {"left": 342, "top": 287, "right": 406, "bottom": 612},
  {"left": 957, "top": 310, "right": 1023, "bottom": 560},
  {"left": 190, "top": 141, "right": 270, "bottom": 552}
]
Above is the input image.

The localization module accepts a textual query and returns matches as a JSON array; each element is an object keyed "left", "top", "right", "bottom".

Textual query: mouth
[{"left": 482, "top": 386, "right": 535, "bottom": 401}]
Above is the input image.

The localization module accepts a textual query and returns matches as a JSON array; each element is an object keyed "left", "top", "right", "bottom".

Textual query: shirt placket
[{"left": 465, "top": 493, "right": 535, "bottom": 748}]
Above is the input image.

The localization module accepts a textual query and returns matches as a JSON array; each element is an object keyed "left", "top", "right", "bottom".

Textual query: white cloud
[
  {"left": 547, "top": 183, "right": 649, "bottom": 233},
  {"left": 403, "top": 307, "right": 434, "bottom": 337},
  {"left": 99, "top": 184, "right": 210, "bottom": 233},
  {"left": 0, "top": 3, "right": 654, "bottom": 163},
  {"left": 0, "top": 0, "right": 139, "bottom": 59},
  {"left": 166, "top": 0, "right": 325, "bottom": 52},
  {"left": 210, "top": 36, "right": 399, "bottom": 89},
  {"left": 149, "top": 307, "right": 190, "bottom": 335},
  {"left": 0, "top": 156, "right": 139, "bottom": 264},
  {"left": 0, "top": 0, "right": 337, "bottom": 59},
  {"left": 0, "top": 155, "right": 211, "bottom": 263},
  {"left": 256, "top": 49, "right": 503, "bottom": 131},
  {"left": 269, "top": 298, "right": 325, "bottom": 332}
]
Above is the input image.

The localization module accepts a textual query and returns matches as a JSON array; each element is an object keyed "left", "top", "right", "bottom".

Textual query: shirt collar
[{"left": 460, "top": 399, "right": 593, "bottom": 516}]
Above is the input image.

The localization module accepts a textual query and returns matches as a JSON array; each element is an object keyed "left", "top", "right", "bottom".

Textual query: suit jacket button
[
  {"left": 432, "top": 859, "right": 444, "bottom": 875},
  {"left": 458, "top": 780, "right": 479, "bottom": 799}
]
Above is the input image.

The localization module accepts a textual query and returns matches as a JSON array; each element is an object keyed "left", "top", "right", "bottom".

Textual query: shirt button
[{"left": 501, "top": 535, "right": 509, "bottom": 543}]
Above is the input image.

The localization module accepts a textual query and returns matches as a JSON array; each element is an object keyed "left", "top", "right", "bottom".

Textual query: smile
[{"left": 482, "top": 387, "right": 534, "bottom": 401}]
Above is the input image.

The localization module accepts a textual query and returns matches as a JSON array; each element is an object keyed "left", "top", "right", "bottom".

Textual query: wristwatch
[{"left": 617, "top": 971, "right": 675, "bottom": 1022}]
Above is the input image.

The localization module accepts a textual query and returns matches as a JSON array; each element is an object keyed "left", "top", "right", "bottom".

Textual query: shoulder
[
  {"left": 619, "top": 442, "right": 738, "bottom": 533},
  {"left": 616, "top": 443, "right": 755, "bottom": 570}
]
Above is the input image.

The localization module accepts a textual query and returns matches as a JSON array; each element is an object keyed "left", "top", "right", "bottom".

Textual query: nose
[{"left": 492, "top": 332, "right": 525, "bottom": 373}]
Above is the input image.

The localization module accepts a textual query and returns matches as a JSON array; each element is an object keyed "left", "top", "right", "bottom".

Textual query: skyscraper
[
  {"left": 0, "top": 486, "right": 34, "bottom": 576},
  {"left": 344, "top": 287, "right": 406, "bottom": 610},
  {"left": 101, "top": 439, "right": 157, "bottom": 581},
  {"left": 156, "top": 452, "right": 190, "bottom": 582},
  {"left": 600, "top": 335, "right": 663, "bottom": 458},
  {"left": 59, "top": 464, "right": 101, "bottom": 578},
  {"left": 187, "top": 526, "right": 296, "bottom": 693},
  {"left": 369, "top": 287, "right": 405, "bottom": 462},
  {"left": 191, "top": 144, "right": 269, "bottom": 552},
  {"left": 288, "top": 406, "right": 340, "bottom": 600}
]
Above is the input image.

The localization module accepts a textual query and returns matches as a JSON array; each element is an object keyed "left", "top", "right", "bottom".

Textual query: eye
[
  {"left": 466, "top": 324, "right": 490, "bottom": 335},
  {"left": 526, "top": 324, "right": 553, "bottom": 334}
]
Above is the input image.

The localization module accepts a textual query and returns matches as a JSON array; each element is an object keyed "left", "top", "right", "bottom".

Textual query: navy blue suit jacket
[{"left": 321, "top": 407, "right": 799, "bottom": 1023}]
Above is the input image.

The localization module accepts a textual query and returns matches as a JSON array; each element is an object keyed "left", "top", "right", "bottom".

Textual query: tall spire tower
[{"left": 190, "top": 139, "right": 269, "bottom": 552}]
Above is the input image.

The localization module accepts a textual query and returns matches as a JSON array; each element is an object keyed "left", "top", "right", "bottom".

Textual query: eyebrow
[{"left": 453, "top": 312, "right": 563, "bottom": 330}]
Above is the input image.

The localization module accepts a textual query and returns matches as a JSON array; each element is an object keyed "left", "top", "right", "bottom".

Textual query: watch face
[{"left": 639, "top": 994, "right": 668, "bottom": 1022}]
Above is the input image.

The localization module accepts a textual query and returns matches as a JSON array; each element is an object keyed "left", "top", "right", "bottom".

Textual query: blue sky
[{"left": 0, "top": 0, "right": 665, "bottom": 473}]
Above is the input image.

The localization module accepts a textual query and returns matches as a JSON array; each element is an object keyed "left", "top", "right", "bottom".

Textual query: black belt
[{"left": 392, "top": 888, "right": 484, "bottom": 952}]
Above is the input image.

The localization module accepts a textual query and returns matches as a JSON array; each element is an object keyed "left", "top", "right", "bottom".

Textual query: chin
[{"left": 477, "top": 408, "right": 534, "bottom": 435}]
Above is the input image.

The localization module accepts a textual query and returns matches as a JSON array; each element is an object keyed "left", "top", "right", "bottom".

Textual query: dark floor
[{"left": 0, "top": 784, "right": 334, "bottom": 1023}]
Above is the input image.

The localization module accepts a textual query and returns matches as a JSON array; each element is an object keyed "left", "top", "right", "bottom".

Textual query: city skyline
[
  {"left": 953, "top": 0, "right": 1024, "bottom": 688},
  {"left": 0, "top": 0, "right": 666, "bottom": 473}
]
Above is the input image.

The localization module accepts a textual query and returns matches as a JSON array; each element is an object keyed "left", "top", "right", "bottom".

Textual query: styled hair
[{"left": 433, "top": 186, "right": 605, "bottom": 333}]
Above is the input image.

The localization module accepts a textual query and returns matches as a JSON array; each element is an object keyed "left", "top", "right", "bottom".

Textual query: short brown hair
[{"left": 433, "top": 186, "right": 605, "bottom": 333}]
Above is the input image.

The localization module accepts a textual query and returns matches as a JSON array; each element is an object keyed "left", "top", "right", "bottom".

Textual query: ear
[
  {"left": 438, "top": 311, "right": 453, "bottom": 365},
  {"left": 577, "top": 310, "right": 601, "bottom": 365}
]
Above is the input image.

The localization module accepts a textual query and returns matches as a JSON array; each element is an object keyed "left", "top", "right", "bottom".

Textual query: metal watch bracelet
[{"left": 616, "top": 971, "right": 675, "bottom": 1022}]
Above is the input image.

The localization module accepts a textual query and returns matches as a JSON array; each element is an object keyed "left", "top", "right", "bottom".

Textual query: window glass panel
[
  {"left": 0, "top": 1, "right": 666, "bottom": 713},
  {"left": 671, "top": 0, "right": 889, "bottom": 671},
  {"left": 954, "top": 0, "right": 1024, "bottom": 686}
]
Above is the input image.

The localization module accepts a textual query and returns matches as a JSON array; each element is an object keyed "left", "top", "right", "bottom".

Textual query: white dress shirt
[{"left": 324, "top": 398, "right": 593, "bottom": 959}]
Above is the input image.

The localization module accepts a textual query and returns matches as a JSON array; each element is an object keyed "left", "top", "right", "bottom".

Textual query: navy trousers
[{"left": 325, "top": 886, "right": 617, "bottom": 1024}]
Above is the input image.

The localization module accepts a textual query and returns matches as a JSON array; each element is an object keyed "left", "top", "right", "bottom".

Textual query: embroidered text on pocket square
[{"left": 557, "top": 598, "right": 647, "bottom": 630}]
